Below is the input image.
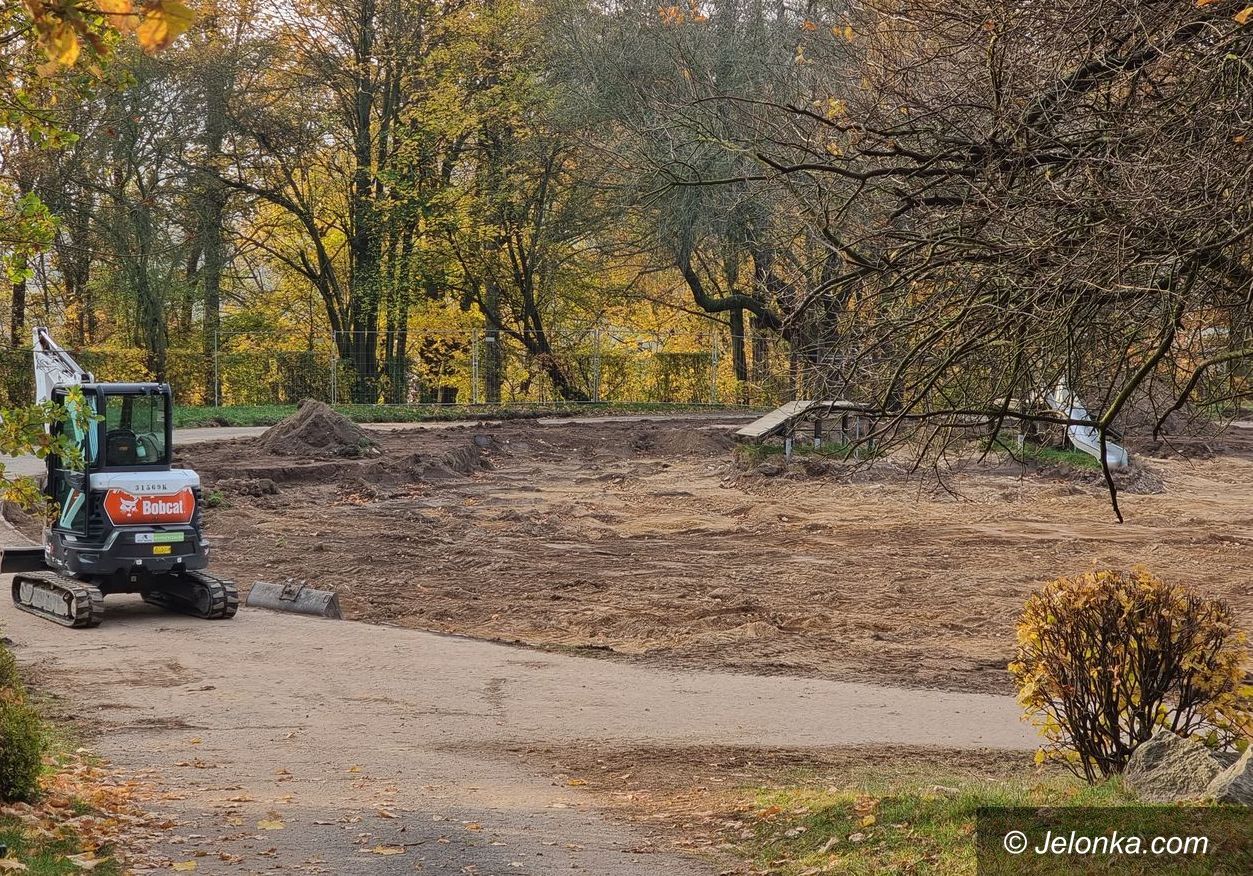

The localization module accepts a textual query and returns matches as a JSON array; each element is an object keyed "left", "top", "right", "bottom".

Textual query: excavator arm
[{"left": 32, "top": 326, "right": 93, "bottom": 405}]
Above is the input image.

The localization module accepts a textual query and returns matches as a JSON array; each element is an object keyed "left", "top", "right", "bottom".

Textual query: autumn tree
[
  {"left": 730, "top": 0, "right": 1253, "bottom": 514},
  {"left": 556, "top": 0, "right": 818, "bottom": 396}
]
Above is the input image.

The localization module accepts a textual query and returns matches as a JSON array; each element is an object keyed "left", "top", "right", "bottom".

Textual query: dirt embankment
[{"left": 186, "top": 416, "right": 1253, "bottom": 695}]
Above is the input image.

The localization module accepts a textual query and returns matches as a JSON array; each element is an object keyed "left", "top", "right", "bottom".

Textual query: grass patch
[
  {"left": 0, "top": 686, "right": 130, "bottom": 874},
  {"left": 736, "top": 440, "right": 879, "bottom": 465},
  {"left": 0, "top": 816, "right": 121, "bottom": 875},
  {"left": 986, "top": 437, "right": 1103, "bottom": 471},
  {"left": 734, "top": 772, "right": 1134, "bottom": 875},
  {"left": 173, "top": 401, "right": 762, "bottom": 428}
]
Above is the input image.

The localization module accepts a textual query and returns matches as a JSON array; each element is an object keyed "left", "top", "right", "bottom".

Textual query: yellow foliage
[
  {"left": 136, "top": 1, "right": 195, "bottom": 52},
  {"left": 1010, "top": 569, "right": 1252, "bottom": 782}
]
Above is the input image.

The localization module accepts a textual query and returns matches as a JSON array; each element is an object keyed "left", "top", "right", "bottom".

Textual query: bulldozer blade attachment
[
  {"left": 0, "top": 546, "right": 46, "bottom": 575},
  {"left": 246, "top": 580, "right": 341, "bottom": 619}
]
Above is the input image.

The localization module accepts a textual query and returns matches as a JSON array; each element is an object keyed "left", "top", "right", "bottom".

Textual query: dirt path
[{"left": 1, "top": 563, "right": 1031, "bottom": 874}]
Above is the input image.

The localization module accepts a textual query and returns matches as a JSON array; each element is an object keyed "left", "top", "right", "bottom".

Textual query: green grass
[
  {"left": 736, "top": 440, "right": 881, "bottom": 465},
  {"left": 0, "top": 816, "right": 121, "bottom": 875},
  {"left": 733, "top": 773, "right": 1137, "bottom": 875},
  {"left": 173, "top": 401, "right": 763, "bottom": 428},
  {"left": 986, "top": 437, "right": 1104, "bottom": 471}
]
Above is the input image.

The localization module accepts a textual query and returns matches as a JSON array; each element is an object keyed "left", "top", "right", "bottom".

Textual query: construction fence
[{"left": 0, "top": 328, "right": 802, "bottom": 409}]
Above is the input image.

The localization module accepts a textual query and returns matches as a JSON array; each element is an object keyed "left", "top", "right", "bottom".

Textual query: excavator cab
[
  {"left": 100, "top": 386, "right": 171, "bottom": 468},
  {"left": 46, "top": 384, "right": 173, "bottom": 531}
]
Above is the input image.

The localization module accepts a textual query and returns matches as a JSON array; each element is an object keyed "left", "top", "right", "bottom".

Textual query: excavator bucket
[{"left": 246, "top": 580, "right": 342, "bottom": 619}]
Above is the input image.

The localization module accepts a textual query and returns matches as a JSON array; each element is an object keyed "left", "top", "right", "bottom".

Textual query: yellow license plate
[{"left": 152, "top": 545, "right": 172, "bottom": 556}]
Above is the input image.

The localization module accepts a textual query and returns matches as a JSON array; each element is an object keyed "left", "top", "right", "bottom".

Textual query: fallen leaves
[
  {"left": 171, "top": 862, "right": 198, "bottom": 872},
  {"left": 0, "top": 748, "right": 170, "bottom": 873},
  {"left": 366, "top": 845, "right": 405, "bottom": 855},
  {"left": 256, "top": 818, "right": 286, "bottom": 831},
  {"left": 65, "top": 853, "right": 104, "bottom": 871}
]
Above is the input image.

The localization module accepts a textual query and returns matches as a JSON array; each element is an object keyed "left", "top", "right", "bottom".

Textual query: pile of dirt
[
  {"left": 214, "top": 477, "right": 279, "bottom": 497},
  {"left": 256, "top": 400, "right": 380, "bottom": 459},
  {"left": 628, "top": 424, "right": 737, "bottom": 457},
  {"left": 381, "top": 438, "right": 495, "bottom": 483}
]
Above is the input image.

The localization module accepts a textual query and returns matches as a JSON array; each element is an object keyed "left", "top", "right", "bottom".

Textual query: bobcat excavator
[{"left": 0, "top": 328, "right": 238, "bottom": 627}]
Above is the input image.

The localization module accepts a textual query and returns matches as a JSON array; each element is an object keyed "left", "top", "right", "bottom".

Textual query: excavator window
[{"left": 103, "top": 392, "right": 169, "bottom": 467}]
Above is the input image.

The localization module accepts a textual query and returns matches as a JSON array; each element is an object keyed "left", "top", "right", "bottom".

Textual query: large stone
[
  {"left": 1205, "top": 747, "right": 1253, "bottom": 805},
  {"left": 1123, "top": 729, "right": 1223, "bottom": 803}
]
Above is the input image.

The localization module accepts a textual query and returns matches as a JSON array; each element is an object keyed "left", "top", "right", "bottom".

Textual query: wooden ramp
[{"left": 736, "top": 400, "right": 870, "bottom": 442}]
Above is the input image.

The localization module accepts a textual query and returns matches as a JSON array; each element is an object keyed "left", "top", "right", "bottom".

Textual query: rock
[
  {"left": 802, "top": 458, "right": 831, "bottom": 476},
  {"left": 1123, "top": 729, "right": 1223, "bottom": 803},
  {"left": 1205, "top": 747, "right": 1253, "bottom": 805},
  {"left": 754, "top": 462, "right": 783, "bottom": 476}
]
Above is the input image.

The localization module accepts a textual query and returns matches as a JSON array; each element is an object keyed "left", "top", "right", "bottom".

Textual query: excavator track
[
  {"left": 142, "top": 570, "right": 239, "bottom": 620},
  {"left": 11, "top": 573, "right": 104, "bottom": 628}
]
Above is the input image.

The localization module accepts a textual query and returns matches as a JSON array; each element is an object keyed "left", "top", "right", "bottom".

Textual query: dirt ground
[{"left": 187, "top": 417, "right": 1253, "bottom": 694}]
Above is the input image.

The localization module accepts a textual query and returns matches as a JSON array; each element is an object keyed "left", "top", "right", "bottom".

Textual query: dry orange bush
[{"left": 1010, "top": 569, "right": 1253, "bottom": 782}]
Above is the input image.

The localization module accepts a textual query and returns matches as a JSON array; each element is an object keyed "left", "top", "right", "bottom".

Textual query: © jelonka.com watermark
[{"left": 976, "top": 807, "right": 1252, "bottom": 874}]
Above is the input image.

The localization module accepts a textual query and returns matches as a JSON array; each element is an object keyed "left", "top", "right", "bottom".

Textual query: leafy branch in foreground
[{"left": 0, "top": 387, "right": 95, "bottom": 511}]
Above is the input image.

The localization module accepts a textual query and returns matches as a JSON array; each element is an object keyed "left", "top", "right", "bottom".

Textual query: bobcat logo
[{"left": 103, "top": 487, "right": 194, "bottom": 525}]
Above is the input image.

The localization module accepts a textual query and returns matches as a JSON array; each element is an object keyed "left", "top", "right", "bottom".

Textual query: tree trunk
[
  {"left": 347, "top": 0, "right": 382, "bottom": 403},
  {"left": 483, "top": 278, "right": 503, "bottom": 404},
  {"left": 729, "top": 307, "right": 748, "bottom": 402},
  {"left": 198, "top": 50, "right": 231, "bottom": 405},
  {"left": 9, "top": 277, "right": 26, "bottom": 347}
]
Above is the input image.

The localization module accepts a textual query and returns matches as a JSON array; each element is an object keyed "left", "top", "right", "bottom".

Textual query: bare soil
[{"left": 186, "top": 418, "right": 1253, "bottom": 694}]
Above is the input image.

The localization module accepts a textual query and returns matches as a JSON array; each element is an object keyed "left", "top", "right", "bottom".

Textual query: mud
[
  {"left": 256, "top": 399, "right": 380, "bottom": 458},
  {"left": 184, "top": 417, "right": 1253, "bottom": 695}
]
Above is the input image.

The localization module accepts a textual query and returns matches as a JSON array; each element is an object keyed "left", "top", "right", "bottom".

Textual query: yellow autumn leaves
[
  {"left": 23, "top": 0, "right": 196, "bottom": 73},
  {"left": 1010, "top": 568, "right": 1252, "bottom": 780}
]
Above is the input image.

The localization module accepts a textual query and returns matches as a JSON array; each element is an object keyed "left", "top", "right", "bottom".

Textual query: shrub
[
  {"left": 0, "top": 645, "right": 22, "bottom": 691},
  {"left": 1009, "top": 569, "right": 1253, "bottom": 782},
  {"left": 0, "top": 644, "right": 42, "bottom": 802},
  {"left": 0, "top": 693, "right": 43, "bottom": 802}
]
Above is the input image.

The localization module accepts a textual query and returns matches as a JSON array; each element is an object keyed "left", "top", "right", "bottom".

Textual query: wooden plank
[
  {"left": 736, "top": 399, "right": 874, "bottom": 442},
  {"left": 734, "top": 400, "right": 818, "bottom": 440}
]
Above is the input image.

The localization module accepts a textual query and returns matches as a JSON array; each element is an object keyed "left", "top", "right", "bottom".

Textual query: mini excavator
[{"left": 0, "top": 328, "right": 238, "bottom": 627}]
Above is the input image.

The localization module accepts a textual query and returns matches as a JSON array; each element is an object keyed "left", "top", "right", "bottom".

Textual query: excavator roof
[{"left": 80, "top": 382, "right": 171, "bottom": 394}]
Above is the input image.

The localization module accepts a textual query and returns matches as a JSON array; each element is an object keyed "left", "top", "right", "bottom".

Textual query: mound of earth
[
  {"left": 257, "top": 400, "right": 380, "bottom": 459},
  {"left": 629, "top": 424, "right": 737, "bottom": 457}
]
